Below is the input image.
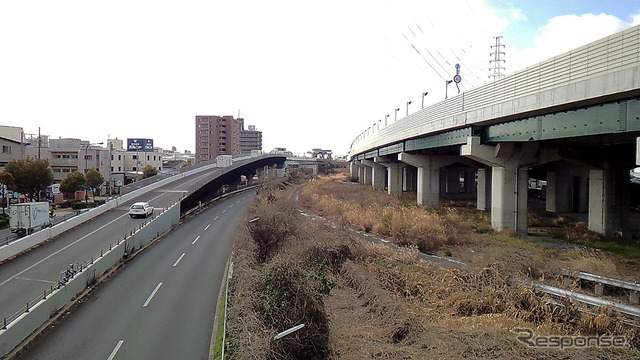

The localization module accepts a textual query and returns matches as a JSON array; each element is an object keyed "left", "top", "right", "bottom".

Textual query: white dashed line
[
  {"left": 173, "top": 253, "right": 185, "bottom": 267},
  {"left": 192, "top": 236, "right": 200, "bottom": 245},
  {"left": 107, "top": 340, "right": 124, "bottom": 360},
  {"left": 143, "top": 282, "right": 162, "bottom": 307},
  {"left": 204, "top": 224, "right": 210, "bottom": 231}
]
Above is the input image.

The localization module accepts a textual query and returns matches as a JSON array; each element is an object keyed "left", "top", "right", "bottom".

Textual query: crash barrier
[
  {"left": 561, "top": 268, "right": 640, "bottom": 305},
  {"left": 0, "top": 162, "right": 221, "bottom": 263},
  {"left": 0, "top": 201, "right": 181, "bottom": 358}
]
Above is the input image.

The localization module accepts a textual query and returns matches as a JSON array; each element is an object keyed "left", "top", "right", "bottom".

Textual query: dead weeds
[{"left": 227, "top": 174, "right": 640, "bottom": 359}]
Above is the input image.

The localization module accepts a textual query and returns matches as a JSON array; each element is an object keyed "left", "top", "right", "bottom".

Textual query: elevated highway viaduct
[{"left": 349, "top": 24, "right": 640, "bottom": 239}]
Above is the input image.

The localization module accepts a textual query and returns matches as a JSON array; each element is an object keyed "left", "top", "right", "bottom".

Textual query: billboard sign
[{"left": 127, "top": 138, "right": 154, "bottom": 151}]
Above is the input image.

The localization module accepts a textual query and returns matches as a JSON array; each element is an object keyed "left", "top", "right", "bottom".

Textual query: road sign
[{"left": 453, "top": 74, "right": 462, "bottom": 83}]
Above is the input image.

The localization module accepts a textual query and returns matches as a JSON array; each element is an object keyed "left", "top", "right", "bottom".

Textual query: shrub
[{"left": 260, "top": 255, "right": 330, "bottom": 359}]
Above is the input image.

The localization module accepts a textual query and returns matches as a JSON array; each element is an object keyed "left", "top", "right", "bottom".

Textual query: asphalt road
[
  {"left": 0, "top": 168, "right": 221, "bottom": 326},
  {"left": 14, "top": 191, "right": 252, "bottom": 359}
]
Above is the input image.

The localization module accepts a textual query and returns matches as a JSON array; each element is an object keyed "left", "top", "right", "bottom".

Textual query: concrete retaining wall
[{"left": 0, "top": 202, "right": 181, "bottom": 357}]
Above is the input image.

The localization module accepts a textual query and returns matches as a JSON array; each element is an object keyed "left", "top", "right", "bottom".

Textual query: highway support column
[
  {"left": 362, "top": 159, "right": 386, "bottom": 190},
  {"left": 398, "top": 153, "right": 458, "bottom": 205},
  {"left": 476, "top": 168, "right": 491, "bottom": 211},
  {"left": 374, "top": 156, "right": 403, "bottom": 195},
  {"left": 588, "top": 163, "right": 631, "bottom": 239},
  {"left": 461, "top": 136, "right": 530, "bottom": 233},
  {"left": 350, "top": 161, "right": 365, "bottom": 183}
]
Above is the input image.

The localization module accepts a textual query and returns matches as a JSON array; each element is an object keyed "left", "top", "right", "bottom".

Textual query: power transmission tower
[{"left": 489, "top": 36, "right": 506, "bottom": 80}]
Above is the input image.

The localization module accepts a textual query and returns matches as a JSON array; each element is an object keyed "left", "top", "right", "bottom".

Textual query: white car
[{"left": 129, "top": 202, "right": 154, "bottom": 218}]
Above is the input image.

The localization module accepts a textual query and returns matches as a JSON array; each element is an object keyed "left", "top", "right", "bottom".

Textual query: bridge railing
[{"left": 351, "top": 24, "right": 640, "bottom": 157}]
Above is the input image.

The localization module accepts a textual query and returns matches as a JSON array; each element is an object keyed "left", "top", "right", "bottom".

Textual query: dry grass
[
  {"left": 227, "top": 174, "right": 640, "bottom": 359},
  {"left": 300, "top": 173, "right": 471, "bottom": 253}
]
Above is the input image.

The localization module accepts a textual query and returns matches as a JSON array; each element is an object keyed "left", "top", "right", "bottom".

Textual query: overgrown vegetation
[
  {"left": 299, "top": 173, "right": 471, "bottom": 253},
  {"left": 227, "top": 173, "right": 640, "bottom": 359},
  {"left": 227, "top": 183, "right": 332, "bottom": 359}
]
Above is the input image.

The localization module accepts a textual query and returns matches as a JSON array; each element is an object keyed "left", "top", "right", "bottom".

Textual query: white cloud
[{"left": 508, "top": 13, "right": 634, "bottom": 72}]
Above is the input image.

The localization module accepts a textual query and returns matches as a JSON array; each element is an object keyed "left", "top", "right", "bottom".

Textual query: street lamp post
[
  {"left": 394, "top": 108, "right": 400, "bottom": 121},
  {"left": 422, "top": 91, "right": 428, "bottom": 109},
  {"left": 384, "top": 114, "right": 389, "bottom": 126},
  {"left": 406, "top": 101, "right": 412, "bottom": 116},
  {"left": 445, "top": 80, "right": 453, "bottom": 99}
]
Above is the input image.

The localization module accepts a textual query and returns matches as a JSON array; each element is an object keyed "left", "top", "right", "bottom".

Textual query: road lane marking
[
  {"left": 1, "top": 169, "right": 216, "bottom": 289},
  {"left": 204, "top": 224, "right": 211, "bottom": 231},
  {"left": 229, "top": 204, "right": 234, "bottom": 208},
  {"left": 14, "top": 277, "right": 57, "bottom": 284},
  {"left": 222, "top": 209, "right": 226, "bottom": 214},
  {"left": 173, "top": 253, "right": 185, "bottom": 267},
  {"left": 192, "top": 236, "right": 200, "bottom": 245},
  {"left": 213, "top": 216, "right": 218, "bottom": 221},
  {"left": 107, "top": 340, "right": 124, "bottom": 360},
  {"left": 0, "top": 212, "right": 130, "bottom": 288},
  {"left": 143, "top": 282, "right": 163, "bottom": 307}
]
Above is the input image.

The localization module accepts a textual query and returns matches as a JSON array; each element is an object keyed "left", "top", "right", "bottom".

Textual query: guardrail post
[
  {"left": 43, "top": 290, "right": 47, "bottom": 300},
  {"left": 25, "top": 301, "right": 29, "bottom": 313},
  {"left": 3, "top": 318, "right": 6, "bottom": 329}
]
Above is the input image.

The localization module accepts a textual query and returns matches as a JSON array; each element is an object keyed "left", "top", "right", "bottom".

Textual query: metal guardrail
[
  {"left": 561, "top": 268, "right": 640, "bottom": 292},
  {"left": 534, "top": 282, "right": 640, "bottom": 319}
]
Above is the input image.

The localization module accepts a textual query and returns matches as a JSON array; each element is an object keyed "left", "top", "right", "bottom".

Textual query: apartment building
[
  {"left": 195, "top": 116, "right": 263, "bottom": 163},
  {"left": 240, "top": 124, "right": 262, "bottom": 154}
]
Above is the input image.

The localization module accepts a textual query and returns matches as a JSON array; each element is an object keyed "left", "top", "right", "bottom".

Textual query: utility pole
[{"left": 489, "top": 36, "right": 506, "bottom": 80}]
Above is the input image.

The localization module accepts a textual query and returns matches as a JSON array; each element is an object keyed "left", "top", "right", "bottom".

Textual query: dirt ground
[{"left": 227, "top": 174, "right": 640, "bottom": 359}]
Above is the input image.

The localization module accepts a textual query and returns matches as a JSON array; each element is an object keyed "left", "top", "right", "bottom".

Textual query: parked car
[{"left": 129, "top": 202, "right": 154, "bottom": 218}]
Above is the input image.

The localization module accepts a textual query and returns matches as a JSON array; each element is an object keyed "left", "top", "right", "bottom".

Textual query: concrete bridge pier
[
  {"left": 461, "top": 136, "right": 531, "bottom": 233},
  {"left": 589, "top": 163, "right": 632, "bottom": 239},
  {"left": 398, "top": 153, "right": 459, "bottom": 205},
  {"left": 362, "top": 159, "right": 386, "bottom": 190},
  {"left": 374, "top": 156, "right": 403, "bottom": 195},
  {"left": 476, "top": 167, "right": 492, "bottom": 211},
  {"left": 350, "top": 161, "right": 365, "bottom": 183}
]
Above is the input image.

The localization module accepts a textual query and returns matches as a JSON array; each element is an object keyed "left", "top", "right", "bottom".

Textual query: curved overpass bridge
[{"left": 349, "top": 24, "right": 640, "bottom": 238}]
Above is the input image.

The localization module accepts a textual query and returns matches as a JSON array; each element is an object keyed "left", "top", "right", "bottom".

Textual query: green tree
[
  {"left": 59, "top": 172, "right": 86, "bottom": 198},
  {"left": 1, "top": 158, "right": 54, "bottom": 201},
  {"left": 141, "top": 165, "right": 158, "bottom": 179},
  {"left": 85, "top": 168, "right": 104, "bottom": 201}
]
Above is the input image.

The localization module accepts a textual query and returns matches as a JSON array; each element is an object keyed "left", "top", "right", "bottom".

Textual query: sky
[{"left": 0, "top": 1, "right": 639, "bottom": 157}]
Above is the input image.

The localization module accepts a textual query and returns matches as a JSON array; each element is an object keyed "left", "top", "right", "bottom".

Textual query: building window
[
  {"left": 84, "top": 155, "right": 92, "bottom": 160},
  {"left": 132, "top": 155, "right": 137, "bottom": 160},
  {"left": 118, "top": 155, "right": 122, "bottom": 161},
  {"left": 2, "top": 145, "right": 11, "bottom": 154}
]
